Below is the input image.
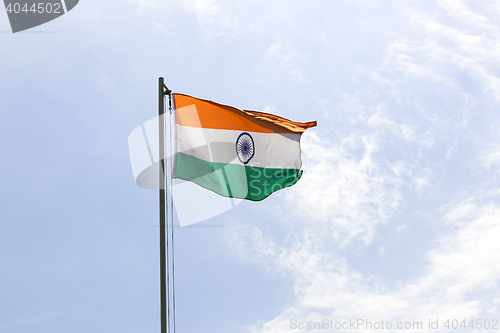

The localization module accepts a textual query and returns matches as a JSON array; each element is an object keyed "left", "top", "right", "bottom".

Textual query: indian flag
[{"left": 173, "top": 94, "right": 317, "bottom": 201}]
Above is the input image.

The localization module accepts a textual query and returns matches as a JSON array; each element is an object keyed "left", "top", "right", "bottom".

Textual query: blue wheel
[{"left": 236, "top": 132, "right": 255, "bottom": 164}]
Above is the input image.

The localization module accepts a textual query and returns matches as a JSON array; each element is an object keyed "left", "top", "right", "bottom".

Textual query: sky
[{"left": 2, "top": 0, "right": 500, "bottom": 332}]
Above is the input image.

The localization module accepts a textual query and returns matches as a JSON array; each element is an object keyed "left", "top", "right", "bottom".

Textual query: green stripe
[{"left": 175, "top": 152, "right": 302, "bottom": 201}]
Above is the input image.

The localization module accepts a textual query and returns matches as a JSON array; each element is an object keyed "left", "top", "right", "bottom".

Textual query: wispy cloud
[
  {"left": 283, "top": 131, "right": 402, "bottom": 247},
  {"left": 230, "top": 192, "right": 500, "bottom": 332},
  {"left": 223, "top": 1, "right": 500, "bottom": 331},
  {"left": 182, "top": 0, "right": 219, "bottom": 19}
]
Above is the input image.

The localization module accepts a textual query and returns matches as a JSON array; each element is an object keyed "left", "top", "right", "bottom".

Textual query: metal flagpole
[
  {"left": 159, "top": 77, "right": 175, "bottom": 333},
  {"left": 159, "top": 77, "right": 167, "bottom": 333},
  {"left": 159, "top": 77, "right": 171, "bottom": 333}
]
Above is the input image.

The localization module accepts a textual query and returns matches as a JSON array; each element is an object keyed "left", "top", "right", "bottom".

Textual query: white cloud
[
  {"left": 283, "top": 131, "right": 401, "bottom": 247},
  {"left": 182, "top": 0, "right": 218, "bottom": 20},
  {"left": 480, "top": 143, "right": 500, "bottom": 172},
  {"left": 222, "top": 1, "right": 500, "bottom": 332},
  {"left": 230, "top": 194, "right": 500, "bottom": 332},
  {"left": 437, "top": 0, "right": 491, "bottom": 27},
  {"left": 393, "top": 3, "right": 500, "bottom": 101},
  {"left": 442, "top": 198, "right": 478, "bottom": 225},
  {"left": 264, "top": 42, "right": 312, "bottom": 85}
]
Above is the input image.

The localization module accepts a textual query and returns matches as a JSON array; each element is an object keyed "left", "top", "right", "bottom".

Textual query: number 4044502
[
  {"left": 443, "top": 319, "right": 498, "bottom": 330},
  {"left": 5, "top": 2, "right": 62, "bottom": 14}
]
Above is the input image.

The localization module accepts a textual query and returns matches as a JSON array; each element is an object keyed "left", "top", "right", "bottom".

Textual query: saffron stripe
[{"left": 174, "top": 94, "right": 317, "bottom": 134}]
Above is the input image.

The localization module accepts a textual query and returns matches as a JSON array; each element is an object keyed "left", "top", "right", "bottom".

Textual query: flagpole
[{"left": 159, "top": 77, "right": 168, "bottom": 333}]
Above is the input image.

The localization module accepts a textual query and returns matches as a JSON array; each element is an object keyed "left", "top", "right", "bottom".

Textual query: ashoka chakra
[{"left": 236, "top": 132, "right": 255, "bottom": 164}]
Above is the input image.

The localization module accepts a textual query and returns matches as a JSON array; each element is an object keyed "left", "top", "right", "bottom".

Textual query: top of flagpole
[{"left": 159, "top": 77, "right": 172, "bottom": 96}]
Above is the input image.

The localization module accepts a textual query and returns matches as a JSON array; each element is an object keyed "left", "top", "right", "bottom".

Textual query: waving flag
[{"left": 173, "top": 94, "right": 317, "bottom": 201}]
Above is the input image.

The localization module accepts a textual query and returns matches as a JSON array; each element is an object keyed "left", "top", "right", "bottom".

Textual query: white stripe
[{"left": 176, "top": 125, "right": 302, "bottom": 169}]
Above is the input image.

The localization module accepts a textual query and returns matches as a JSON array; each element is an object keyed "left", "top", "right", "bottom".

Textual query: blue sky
[{"left": 2, "top": 0, "right": 500, "bottom": 332}]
